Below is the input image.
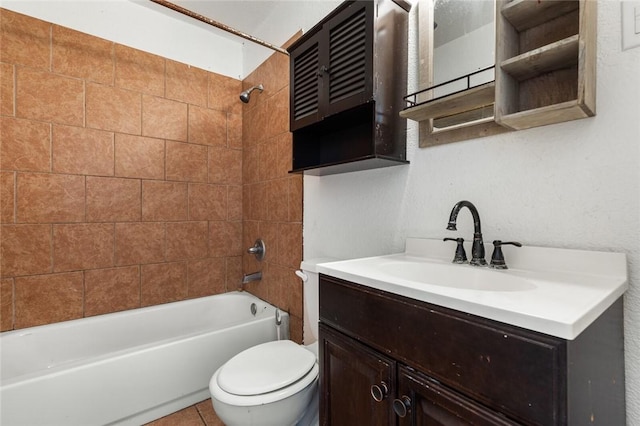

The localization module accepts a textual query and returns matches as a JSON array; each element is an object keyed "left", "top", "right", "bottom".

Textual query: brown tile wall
[
  {"left": 241, "top": 52, "right": 304, "bottom": 344},
  {"left": 0, "top": 9, "right": 245, "bottom": 330}
]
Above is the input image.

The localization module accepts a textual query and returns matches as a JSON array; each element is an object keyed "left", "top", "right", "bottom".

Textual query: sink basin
[{"left": 376, "top": 260, "right": 536, "bottom": 292}]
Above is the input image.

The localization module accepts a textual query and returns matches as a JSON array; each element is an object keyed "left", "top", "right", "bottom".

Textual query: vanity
[{"left": 316, "top": 239, "right": 627, "bottom": 425}]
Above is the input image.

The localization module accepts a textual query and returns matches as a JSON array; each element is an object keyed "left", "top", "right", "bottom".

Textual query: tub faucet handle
[{"left": 247, "top": 239, "right": 265, "bottom": 261}]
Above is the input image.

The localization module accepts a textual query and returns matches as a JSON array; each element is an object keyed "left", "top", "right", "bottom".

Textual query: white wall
[{"left": 304, "top": 1, "right": 640, "bottom": 423}]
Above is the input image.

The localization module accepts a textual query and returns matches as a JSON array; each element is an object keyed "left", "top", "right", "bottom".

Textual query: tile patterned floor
[{"left": 144, "top": 399, "right": 224, "bottom": 426}]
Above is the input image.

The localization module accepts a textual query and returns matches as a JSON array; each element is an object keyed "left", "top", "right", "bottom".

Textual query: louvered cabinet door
[
  {"left": 290, "top": 33, "right": 323, "bottom": 131},
  {"left": 324, "top": 0, "right": 374, "bottom": 118}
]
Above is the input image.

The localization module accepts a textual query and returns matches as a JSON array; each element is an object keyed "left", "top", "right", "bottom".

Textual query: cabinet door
[
  {"left": 324, "top": 0, "right": 374, "bottom": 118},
  {"left": 320, "top": 323, "right": 396, "bottom": 426},
  {"left": 395, "top": 366, "right": 519, "bottom": 426},
  {"left": 290, "top": 31, "right": 324, "bottom": 131}
]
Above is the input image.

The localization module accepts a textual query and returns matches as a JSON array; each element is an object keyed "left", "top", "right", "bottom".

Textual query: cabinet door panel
[
  {"left": 397, "top": 366, "right": 520, "bottom": 426},
  {"left": 320, "top": 324, "right": 396, "bottom": 426},
  {"left": 325, "top": 0, "right": 374, "bottom": 117},
  {"left": 290, "top": 32, "right": 323, "bottom": 131}
]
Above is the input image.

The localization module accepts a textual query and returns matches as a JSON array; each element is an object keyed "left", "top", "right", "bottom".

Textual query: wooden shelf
[
  {"left": 400, "top": 82, "right": 495, "bottom": 122},
  {"left": 497, "top": 100, "right": 592, "bottom": 130},
  {"left": 502, "top": 0, "right": 579, "bottom": 32},
  {"left": 500, "top": 34, "right": 579, "bottom": 81}
]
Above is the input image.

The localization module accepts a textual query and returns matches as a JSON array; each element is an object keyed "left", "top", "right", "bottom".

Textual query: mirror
[{"left": 414, "top": 0, "right": 509, "bottom": 147}]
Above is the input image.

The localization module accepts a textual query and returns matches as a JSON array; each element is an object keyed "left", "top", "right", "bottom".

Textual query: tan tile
[
  {"left": 1, "top": 172, "right": 15, "bottom": 223},
  {"left": 15, "top": 272, "right": 83, "bottom": 328},
  {"left": 268, "top": 178, "right": 289, "bottom": 222},
  {"left": 260, "top": 221, "right": 280, "bottom": 265},
  {"left": 188, "top": 184, "right": 226, "bottom": 221},
  {"left": 86, "top": 177, "right": 141, "bottom": 222},
  {"left": 0, "top": 9, "right": 51, "bottom": 70},
  {"left": 254, "top": 181, "right": 269, "bottom": 221},
  {"left": 142, "top": 95, "right": 187, "bottom": 141},
  {"left": 279, "top": 222, "right": 302, "bottom": 269},
  {"left": 209, "top": 147, "right": 242, "bottom": 185},
  {"left": 16, "top": 173, "right": 85, "bottom": 223},
  {"left": 242, "top": 99, "right": 268, "bottom": 147},
  {"left": 0, "top": 117, "right": 51, "bottom": 172},
  {"left": 141, "top": 181, "right": 188, "bottom": 221},
  {"left": 166, "top": 141, "right": 207, "bottom": 182},
  {"left": 227, "top": 112, "right": 242, "bottom": 150},
  {"left": 208, "top": 221, "right": 242, "bottom": 257},
  {"left": 85, "top": 266, "right": 140, "bottom": 316},
  {"left": 244, "top": 52, "right": 289, "bottom": 109},
  {"left": 265, "top": 87, "right": 289, "bottom": 140},
  {"left": 52, "top": 25, "right": 114, "bottom": 84},
  {"left": 188, "top": 105, "right": 226, "bottom": 146},
  {"left": 166, "top": 60, "right": 208, "bottom": 107},
  {"left": 243, "top": 261, "right": 268, "bottom": 301},
  {"left": 1, "top": 62, "right": 14, "bottom": 116},
  {"left": 115, "top": 222, "right": 165, "bottom": 266},
  {"left": 145, "top": 405, "right": 204, "bottom": 426},
  {"left": 242, "top": 145, "right": 259, "bottom": 184},
  {"left": 276, "top": 132, "right": 293, "bottom": 177},
  {"left": 53, "top": 223, "right": 114, "bottom": 272},
  {"left": 227, "top": 185, "right": 242, "bottom": 221},
  {"left": 208, "top": 72, "right": 242, "bottom": 114},
  {"left": 166, "top": 221, "right": 208, "bottom": 261},
  {"left": 289, "top": 174, "right": 303, "bottom": 222},
  {"left": 115, "top": 44, "right": 164, "bottom": 96},
  {"left": 226, "top": 256, "right": 242, "bottom": 291},
  {"left": 86, "top": 83, "right": 142, "bottom": 134},
  {"left": 114, "top": 134, "right": 164, "bottom": 180},
  {"left": 0, "top": 224, "right": 52, "bottom": 277},
  {"left": 267, "top": 263, "right": 288, "bottom": 309},
  {"left": 259, "top": 137, "right": 279, "bottom": 181},
  {"left": 284, "top": 266, "right": 303, "bottom": 319},
  {"left": 0, "top": 278, "right": 13, "bottom": 331},
  {"left": 242, "top": 184, "right": 256, "bottom": 221},
  {"left": 196, "top": 399, "right": 225, "bottom": 426},
  {"left": 141, "top": 262, "right": 187, "bottom": 307},
  {"left": 187, "top": 258, "right": 226, "bottom": 298},
  {"left": 53, "top": 125, "right": 114, "bottom": 176},
  {"left": 16, "top": 68, "right": 83, "bottom": 126}
]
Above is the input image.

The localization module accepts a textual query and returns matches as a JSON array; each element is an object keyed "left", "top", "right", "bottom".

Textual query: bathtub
[{"left": 0, "top": 291, "right": 288, "bottom": 426}]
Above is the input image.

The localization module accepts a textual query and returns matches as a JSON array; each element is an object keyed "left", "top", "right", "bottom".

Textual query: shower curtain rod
[{"left": 149, "top": 0, "right": 290, "bottom": 56}]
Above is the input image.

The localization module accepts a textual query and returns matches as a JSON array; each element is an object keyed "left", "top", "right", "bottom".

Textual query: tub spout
[{"left": 242, "top": 271, "right": 262, "bottom": 284}]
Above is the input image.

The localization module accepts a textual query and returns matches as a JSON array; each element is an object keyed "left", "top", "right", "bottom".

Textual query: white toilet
[{"left": 209, "top": 258, "right": 333, "bottom": 426}]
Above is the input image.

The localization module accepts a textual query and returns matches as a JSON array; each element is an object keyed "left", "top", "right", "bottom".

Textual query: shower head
[{"left": 239, "top": 84, "right": 264, "bottom": 103}]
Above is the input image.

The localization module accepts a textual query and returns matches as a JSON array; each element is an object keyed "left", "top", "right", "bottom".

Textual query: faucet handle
[
  {"left": 490, "top": 240, "right": 522, "bottom": 270},
  {"left": 444, "top": 238, "right": 468, "bottom": 264}
]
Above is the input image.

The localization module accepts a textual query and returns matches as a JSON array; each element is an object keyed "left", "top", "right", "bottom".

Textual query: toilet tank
[{"left": 297, "top": 258, "right": 336, "bottom": 345}]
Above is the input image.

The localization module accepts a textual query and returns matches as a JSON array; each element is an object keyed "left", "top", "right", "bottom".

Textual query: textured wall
[
  {"left": 0, "top": 9, "right": 244, "bottom": 330},
  {"left": 304, "top": 1, "right": 640, "bottom": 423}
]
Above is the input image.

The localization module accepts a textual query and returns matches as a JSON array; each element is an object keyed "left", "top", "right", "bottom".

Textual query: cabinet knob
[
  {"left": 370, "top": 382, "right": 389, "bottom": 402},
  {"left": 392, "top": 396, "right": 411, "bottom": 418}
]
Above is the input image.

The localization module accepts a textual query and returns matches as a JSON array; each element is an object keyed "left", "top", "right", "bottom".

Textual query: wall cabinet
[
  {"left": 319, "top": 275, "right": 625, "bottom": 425},
  {"left": 288, "top": 0, "right": 410, "bottom": 175}
]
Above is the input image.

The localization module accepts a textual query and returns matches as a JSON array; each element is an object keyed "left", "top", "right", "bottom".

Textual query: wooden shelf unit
[{"left": 495, "top": 0, "right": 596, "bottom": 130}]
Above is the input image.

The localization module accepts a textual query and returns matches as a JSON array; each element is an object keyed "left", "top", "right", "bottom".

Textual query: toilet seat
[{"left": 210, "top": 340, "right": 319, "bottom": 407}]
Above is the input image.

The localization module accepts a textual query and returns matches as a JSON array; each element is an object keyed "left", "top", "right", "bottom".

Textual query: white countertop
[{"left": 315, "top": 238, "right": 628, "bottom": 340}]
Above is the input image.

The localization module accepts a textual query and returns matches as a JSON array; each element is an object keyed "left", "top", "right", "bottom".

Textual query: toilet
[{"left": 209, "top": 258, "right": 333, "bottom": 426}]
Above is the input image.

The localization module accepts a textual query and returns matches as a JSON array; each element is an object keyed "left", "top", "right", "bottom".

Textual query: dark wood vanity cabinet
[
  {"left": 288, "top": 0, "right": 410, "bottom": 175},
  {"left": 319, "top": 275, "right": 625, "bottom": 426}
]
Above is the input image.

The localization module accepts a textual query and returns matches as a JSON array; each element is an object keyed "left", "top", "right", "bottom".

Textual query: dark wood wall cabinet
[
  {"left": 288, "top": 0, "right": 411, "bottom": 175},
  {"left": 319, "top": 275, "right": 626, "bottom": 425}
]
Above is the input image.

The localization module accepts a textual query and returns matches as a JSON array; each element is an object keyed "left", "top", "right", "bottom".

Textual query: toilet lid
[{"left": 217, "top": 340, "right": 317, "bottom": 396}]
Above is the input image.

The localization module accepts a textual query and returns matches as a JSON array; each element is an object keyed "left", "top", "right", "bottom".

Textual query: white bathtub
[{"left": 0, "top": 291, "right": 287, "bottom": 426}]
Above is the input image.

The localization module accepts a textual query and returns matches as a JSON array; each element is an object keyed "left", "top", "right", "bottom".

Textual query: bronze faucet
[{"left": 446, "top": 201, "right": 487, "bottom": 266}]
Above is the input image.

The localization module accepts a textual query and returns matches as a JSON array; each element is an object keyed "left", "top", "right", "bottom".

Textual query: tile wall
[
  {"left": 241, "top": 47, "right": 304, "bottom": 344},
  {"left": 0, "top": 9, "right": 246, "bottom": 330}
]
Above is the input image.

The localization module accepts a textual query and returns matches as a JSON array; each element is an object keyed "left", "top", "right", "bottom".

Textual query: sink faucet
[{"left": 446, "top": 201, "right": 487, "bottom": 266}]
